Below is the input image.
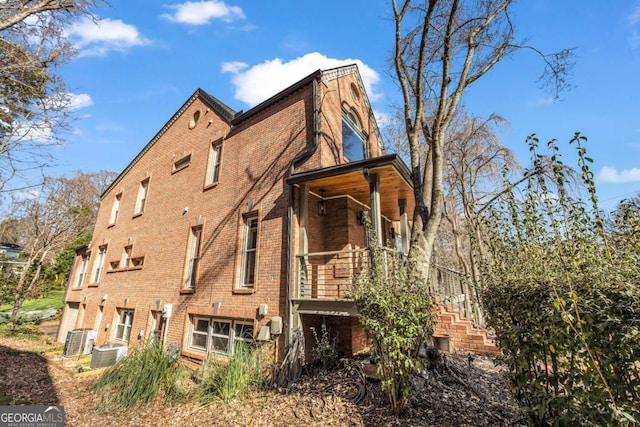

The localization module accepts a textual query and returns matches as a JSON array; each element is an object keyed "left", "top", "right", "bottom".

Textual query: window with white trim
[
  {"left": 240, "top": 213, "right": 258, "bottom": 288},
  {"left": 135, "top": 178, "right": 149, "bottom": 214},
  {"left": 91, "top": 244, "right": 107, "bottom": 284},
  {"left": 205, "top": 141, "right": 223, "bottom": 186},
  {"left": 114, "top": 309, "right": 134, "bottom": 342},
  {"left": 342, "top": 109, "right": 367, "bottom": 162},
  {"left": 109, "top": 193, "right": 122, "bottom": 225},
  {"left": 74, "top": 252, "right": 89, "bottom": 288},
  {"left": 190, "top": 318, "right": 209, "bottom": 350},
  {"left": 183, "top": 225, "right": 202, "bottom": 290},
  {"left": 121, "top": 245, "right": 132, "bottom": 269},
  {"left": 188, "top": 316, "right": 254, "bottom": 355}
]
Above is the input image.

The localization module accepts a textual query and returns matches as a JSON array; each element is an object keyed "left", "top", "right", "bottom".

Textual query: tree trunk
[{"left": 11, "top": 256, "right": 44, "bottom": 318}]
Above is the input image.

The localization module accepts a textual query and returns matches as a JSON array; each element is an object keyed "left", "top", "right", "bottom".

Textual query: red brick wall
[
  {"left": 61, "top": 68, "right": 383, "bottom": 363},
  {"left": 62, "top": 87, "right": 314, "bottom": 353}
]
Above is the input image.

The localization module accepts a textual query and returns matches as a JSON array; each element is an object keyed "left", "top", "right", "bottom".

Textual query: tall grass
[
  {"left": 198, "top": 341, "right": 263, "bottom": 403},
  {"left": 93, "top": 339, "right": 186, "bottom": 411}
]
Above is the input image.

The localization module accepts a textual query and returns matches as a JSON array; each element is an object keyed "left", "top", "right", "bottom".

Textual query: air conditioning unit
[
  {"left": 63, "top": 328, "right": 97, "bottom": 357},
  {"left": 90, "top": 343, "right": 128, "bottom": 369}
]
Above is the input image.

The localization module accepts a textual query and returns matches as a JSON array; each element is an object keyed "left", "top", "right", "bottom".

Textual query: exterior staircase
[{"left": 431, "top": 304, "right": 500, "bottom": 356}]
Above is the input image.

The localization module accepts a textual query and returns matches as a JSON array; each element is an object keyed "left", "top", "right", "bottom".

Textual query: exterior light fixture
[{"left": 318, "top": 190, "right": 327, "bottom": 216}]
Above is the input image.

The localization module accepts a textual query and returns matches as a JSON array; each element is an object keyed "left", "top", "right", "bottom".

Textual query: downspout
[{"left": 285, "top": 77, "right": 320, "bottom": 350}]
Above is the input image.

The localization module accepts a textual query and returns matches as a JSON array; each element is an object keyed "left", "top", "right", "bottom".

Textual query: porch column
[
  {"left": 299, "top": 186, "right": 309, "bottom": 256},
  {"left": 398, "top": 199, "right": 410, "bottom": 254},
  {"left": 291, "top": 185, "right": 309, "bottom": 331},
  {"left": 369, "top": 173, "right": 382, "bottom": 245}
]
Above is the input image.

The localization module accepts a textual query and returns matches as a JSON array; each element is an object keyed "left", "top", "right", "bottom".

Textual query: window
[
  {"left": 135, "top": 178, "right": 149, "bottom": 215},
  {"left": 75, "top": 253, "right": 89, "bottom": 288},
  {"left": 173, "top": 154, "right": 191, "bottom": 172},
  {"left": 210, "top": 320, "right": 231, "bottom": 354},
  {"left": 183, "top": 226, "right": 202, "bottom": 290},
  {"left": 190, "top": 318, "right": 209, "bottom": 350},
  {"left": 205, "top": 141, "right": 223, "bottom": 186},
  {"left": 109, "top": 193, "right": 122, "bottom": 225},
  {"left": 121, "top": 245, "right": 132, "bottom": 269},
  {"left": 114, "top": 309, "right": 134, "bottom": 342},
  {"left": 91, "top": 245, "right": 107, "bottom": 284},
  {"left": 188, "top": 316, "right": 254, "bottom": 355},
  {"left": 240, "top": 213, "right": 258, "bottom": 287},
  {"left": 342, "top": 110, "right": 366, "bottom": 161}
]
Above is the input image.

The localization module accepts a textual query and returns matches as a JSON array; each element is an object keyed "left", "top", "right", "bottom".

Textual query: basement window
[{"left": 188, "top": 316, "right": 254, "bottom": 355}]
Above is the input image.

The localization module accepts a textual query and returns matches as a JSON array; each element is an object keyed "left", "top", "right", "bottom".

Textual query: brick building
[{"left": 58, "top": 65, "right": 416, "bottom": 363}]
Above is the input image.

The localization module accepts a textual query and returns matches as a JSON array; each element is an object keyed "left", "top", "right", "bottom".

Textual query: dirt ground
[{"left": 0, "top": 324, "right": 520, "bottom": 427}]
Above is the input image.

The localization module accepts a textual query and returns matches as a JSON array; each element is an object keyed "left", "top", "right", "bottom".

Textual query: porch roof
[{"left": 287, "top": 154, "right": 415, "bottom": 221}]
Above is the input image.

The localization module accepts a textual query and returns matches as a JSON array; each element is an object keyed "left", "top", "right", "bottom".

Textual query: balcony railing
[
  {"left": 296, "top": 249, "right": 369, "bottom": 299},
  {"left": 295, "top": 248, "right": 484, "bottom": 324}
]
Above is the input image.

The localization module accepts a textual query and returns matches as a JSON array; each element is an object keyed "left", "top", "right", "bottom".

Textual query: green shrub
[
  {"left": 93, "top": 340, "right": 186, "bottom": 411},
  {"left": 311, "top": 321, "right": 339, "bottom": 370},
  {"left": 482, "top": 134, "right": 640, "bottom": 426},
  {"left": 351, "top": 234, "right": 433, "bottom": 415},
  {"left": 198, "top": 341, "right": 263, "bottom": 403}
]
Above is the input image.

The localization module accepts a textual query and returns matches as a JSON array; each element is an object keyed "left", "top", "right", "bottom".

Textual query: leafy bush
[
  {"left": 482, "top": 134, "right": 640, "bottom": 426},
  {"left": 351, "top": 234, "right": 433, "bottom": 415},
  {"left": 198, "top": 341, "right": 263, "bottom": 403},
  {"left": 93, "top": 340, "right": 186, "bottom": 411},
  {"left": 311, "top": 321, "right": 339, "bottom": 370}
]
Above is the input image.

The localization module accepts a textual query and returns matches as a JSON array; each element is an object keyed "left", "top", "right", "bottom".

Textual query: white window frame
[
  {"left": 184, "top": 226, "right": 202, "bottom": 289},
  {"left": 210, "top": 320, "right": 231, "bottom": 354},
  {"left": 91, "top": 244, "right": 107, "bottom": 284},
  {"left": 75, "top": 253, "right": 89, "bottom": 288},
  {"left": 189, "top": 317, "right": 210, "bottom": 351},
  {"left": 121, "top": 245, "right": 132, "bottom": 269},
  {"left": 135, "top": 178, "right": 149, "bottom": 214},
  {"left": 239, "top": 213, "right": 258, "bottom": 288},
  {"left": 188, "top": 317, "right": 254, "bottom": 355},
  {"left": 205, "top": 140, "right": 223, "bottom": 186},
  {"left": 341, "top": 109, "right": 367, "bottom": 161},
  {"left": 114, "top": 309, "right": 134, "bottom": 342},
  {"left": 109, "top": 193, "right": 122, "bottom": 225}
]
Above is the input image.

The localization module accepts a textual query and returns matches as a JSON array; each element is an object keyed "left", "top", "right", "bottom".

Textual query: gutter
[{"left": 285, "top": 76, "right": 321, "bottom": 350}]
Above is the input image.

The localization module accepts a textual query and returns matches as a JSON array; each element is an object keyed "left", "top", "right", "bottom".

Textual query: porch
[
  {"left": 292, "top": 248, "right": 478, "bottom": 321},
  {"left": 287, "top": 154, "right": 415, "bottom": 319}
]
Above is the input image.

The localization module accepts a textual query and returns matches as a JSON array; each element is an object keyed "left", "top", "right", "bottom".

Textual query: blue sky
[{"left": 49, "top": 0, "right": 640, "bottom": 212}]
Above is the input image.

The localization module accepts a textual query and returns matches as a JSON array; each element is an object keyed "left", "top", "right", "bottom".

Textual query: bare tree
[
  {"left": 0, "top": 0, "right": 100, "bottom": 194},
  {"left": 391, "top": 0, "right": 572, "bottom": 285},
  {"left": 8, "top": 171, "right": 114, "bottom": 317}
]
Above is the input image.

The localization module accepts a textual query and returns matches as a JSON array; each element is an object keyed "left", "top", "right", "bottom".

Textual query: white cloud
[
  {"left": 161, "top": 1, "right": 245, "bottom": 25},
  {"left": 222, "top": 52, "right": 382, "bottom": 107},
  {"left": 596, "top": 166, "right": 640, "bottom": 183},
  {"left": 67, "top": 17, "right": 151, "bottom": 56},
  {"left": 68, "top": 93, "right": 93, "bottom": 110},
  {"left": 220, "top": 61, "right": 247, "bottom": 74}
]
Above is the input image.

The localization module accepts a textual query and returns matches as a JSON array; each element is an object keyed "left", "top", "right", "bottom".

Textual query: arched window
[{"left": 342, "top": 109, "right": 366, "bottom": 161}]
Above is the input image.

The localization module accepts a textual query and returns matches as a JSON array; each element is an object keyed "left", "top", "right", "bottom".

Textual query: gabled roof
[
  {"left": 100, "top": 64, "right": 381, "bottom": 199},
  {"left": 100, "top": 89, "right": 237, "bottom": 199}
]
